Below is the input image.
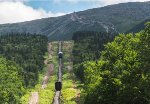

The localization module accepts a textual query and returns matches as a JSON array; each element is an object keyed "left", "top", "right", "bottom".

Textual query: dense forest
[
  {"left": 0, "top": 56, "right": 24, "bottom": 103},
  {"left": 0, "top": 22, "right": 150, "bottom": 104},
  {"left": 72, "top": 31, "right": 115, "bottom": 82},
  {"left": 0, "top": 33, "right": 48, "bottom": 103},
  {"left": 72, "top": 23, "right": 150, "bottom": 104}
]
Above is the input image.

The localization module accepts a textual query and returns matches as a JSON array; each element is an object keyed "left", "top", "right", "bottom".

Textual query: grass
[
  {"left": 60, "top": 41, "right": 84, "bottom": 104},
  {"left": 20, "top": 42, "right": 59, "bottom": 104},
  {"left": 61, "top": 73, "right": 77, "bottom": 104},
  {"left": 20, "top": 41, "right": 84, "bottom": 104},
  {"left": 39, "top": 75, "right": 56, "bottom": 104},
  {"left": 20, "top": 65, "right": 48, "bottom": 104}
]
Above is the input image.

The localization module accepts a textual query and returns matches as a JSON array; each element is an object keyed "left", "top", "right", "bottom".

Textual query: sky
[{"left": 0, "top": 0, "right": 149, "bottom": 24}]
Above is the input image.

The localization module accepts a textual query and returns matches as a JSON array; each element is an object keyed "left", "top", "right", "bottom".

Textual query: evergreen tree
[{"left": 0, "top": 56, "right": 24, "bottom": 103}]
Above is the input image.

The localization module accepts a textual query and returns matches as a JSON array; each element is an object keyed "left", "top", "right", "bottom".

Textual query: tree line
[
  {"left": 72, "top": 23, "right": 150, "bottom": 104},
  {"left": 72, "top": 31, "right": 114, "bottom": 82},
  {"left": 0, "top": 33, "right": 48, "bottom": 103}
]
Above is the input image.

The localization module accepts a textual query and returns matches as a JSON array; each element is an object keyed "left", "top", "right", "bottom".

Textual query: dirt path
[
  {"left": 29, "top": 92, "right": 39, "bottom": 104},
  {"left": 42, "top": 43, "right": 54, "bottom": 89},
  {"left": 42, "top": 63, "right": 54, "bottom": 89},
  {"left": 29, "top": 42, "right": 54, "bottom": 103},
  {"left": 48, "top": 43, "right": 52, "bottom": 59},
  {"left": 44, "top": 43, "right": 52, "bottom": 64}
]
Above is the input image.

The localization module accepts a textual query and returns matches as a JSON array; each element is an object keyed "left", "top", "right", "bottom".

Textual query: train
[{"left": 58, "top": 51, "right": 63, "bottom": 58}]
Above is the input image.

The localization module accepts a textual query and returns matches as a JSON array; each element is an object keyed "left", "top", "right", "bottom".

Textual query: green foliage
[
  {"left": 0, "top": 56, "right": 24, "bottom": 103},
  {"left": 0, "top": 33, "right": 48, "bottom": 87},
  {"left": 39, "top": 75, "right": 56, "bottom": 104},
  {"left": 83, "top": 23, "right": 150, "bottom": 104},
  {"left": 61, "top": 41, "right": 84, "bottom": 104},
  {"left": 1, "top": 2, "right": 150, "bottom": 41},
  {"left": 139, "top": 22, "right": 150, "bottom": 70},
  {"left": 21, "top": 42, "right": 58, "bottom": 104},
  {"left": 61, "top": 74, "right": 77, "bottom": 104},
  {"left": 72, "top": 31, "right": 114, "bottom": 82}
]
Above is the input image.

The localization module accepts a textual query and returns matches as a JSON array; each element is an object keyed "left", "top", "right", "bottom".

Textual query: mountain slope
[
  {"left": 0, "top": 2, "right": 150, "bottom": 41},
  {"left": 127, "top": 19, "right": 150, "bottom": 33}
]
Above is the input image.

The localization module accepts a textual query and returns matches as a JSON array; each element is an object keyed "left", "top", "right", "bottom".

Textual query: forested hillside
[
  {"left": 72, "top": 31, "right": 115, "bottom": 81},
  {"left": 0, "top": 34, "right": 48, "bottom": 103},
  {"left": 0, "top": 2, "right": 150, "bottom": 40},
  {"left": 72, "top": 22, "right": 150, "bottom": 104},
  {"left": 127, "top": 19, "right": 150, "bottom": 33},
  {"left": 0, "top": 56, "right": 24, "bottom": 103}
]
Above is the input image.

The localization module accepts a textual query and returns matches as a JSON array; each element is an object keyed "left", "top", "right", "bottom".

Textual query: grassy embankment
[
  {"left": 21, "top": 41, "right": 84, "bottom": 104},
  {"left": 61, "top": 41, "right": 84, "bottom": 104},
  {"left": 21, "top": 42, "right": 58, "bottom": 104}
]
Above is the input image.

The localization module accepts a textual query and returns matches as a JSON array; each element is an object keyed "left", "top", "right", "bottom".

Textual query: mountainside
[
  {"left": 0, "top": 2, "right": 150, "bottom": 41},
  {"left": 127, "top": 19, "right": 150, "bottom": 33}
]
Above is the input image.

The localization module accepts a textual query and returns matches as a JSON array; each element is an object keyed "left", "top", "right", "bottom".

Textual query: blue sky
[
  {"left": 25, "top": 1, "right": 97, "bottom": 13},
  {"left": 0, "top": 0, "right": 149, "bottom": 24}
]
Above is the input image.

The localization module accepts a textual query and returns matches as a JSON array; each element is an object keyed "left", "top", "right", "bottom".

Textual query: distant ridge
[
  {"left": 127, "top": 19, "right": 150, "bottom": 33},
  {"left": 0, "top": 2, "right": 150, "bottom": 41}
]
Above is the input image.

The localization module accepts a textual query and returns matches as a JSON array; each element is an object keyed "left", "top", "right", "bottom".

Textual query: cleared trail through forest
[
  {"left": 53, "top": 42, "right": 63, "bottom": 104},
  {"left": 42, "top": 43, "right": 54, "bottom": 89},
  {"left": 29, "top": 92, "right": 39, "bottom": 104},
  {"left": 42, "top": 64, "right": 54, "bottom": 89},
  {"left": 29, "top": 43, "right": 53, "bottom": 103}
]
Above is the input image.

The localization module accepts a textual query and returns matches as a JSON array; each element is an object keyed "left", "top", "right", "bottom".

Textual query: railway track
[{"left": 53, "top": 41, "right": 63, "bottom": 104}]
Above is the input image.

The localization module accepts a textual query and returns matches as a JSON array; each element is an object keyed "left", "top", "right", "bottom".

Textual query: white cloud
[
  {"left": 0, "top": 1, "right": 65, "bottom": 24},
  {"left": 0, "top": 0, "right": 26, "bottom": 2},
  {"left": 0, "top": 0, "right": 149, "bottom": 24}
]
